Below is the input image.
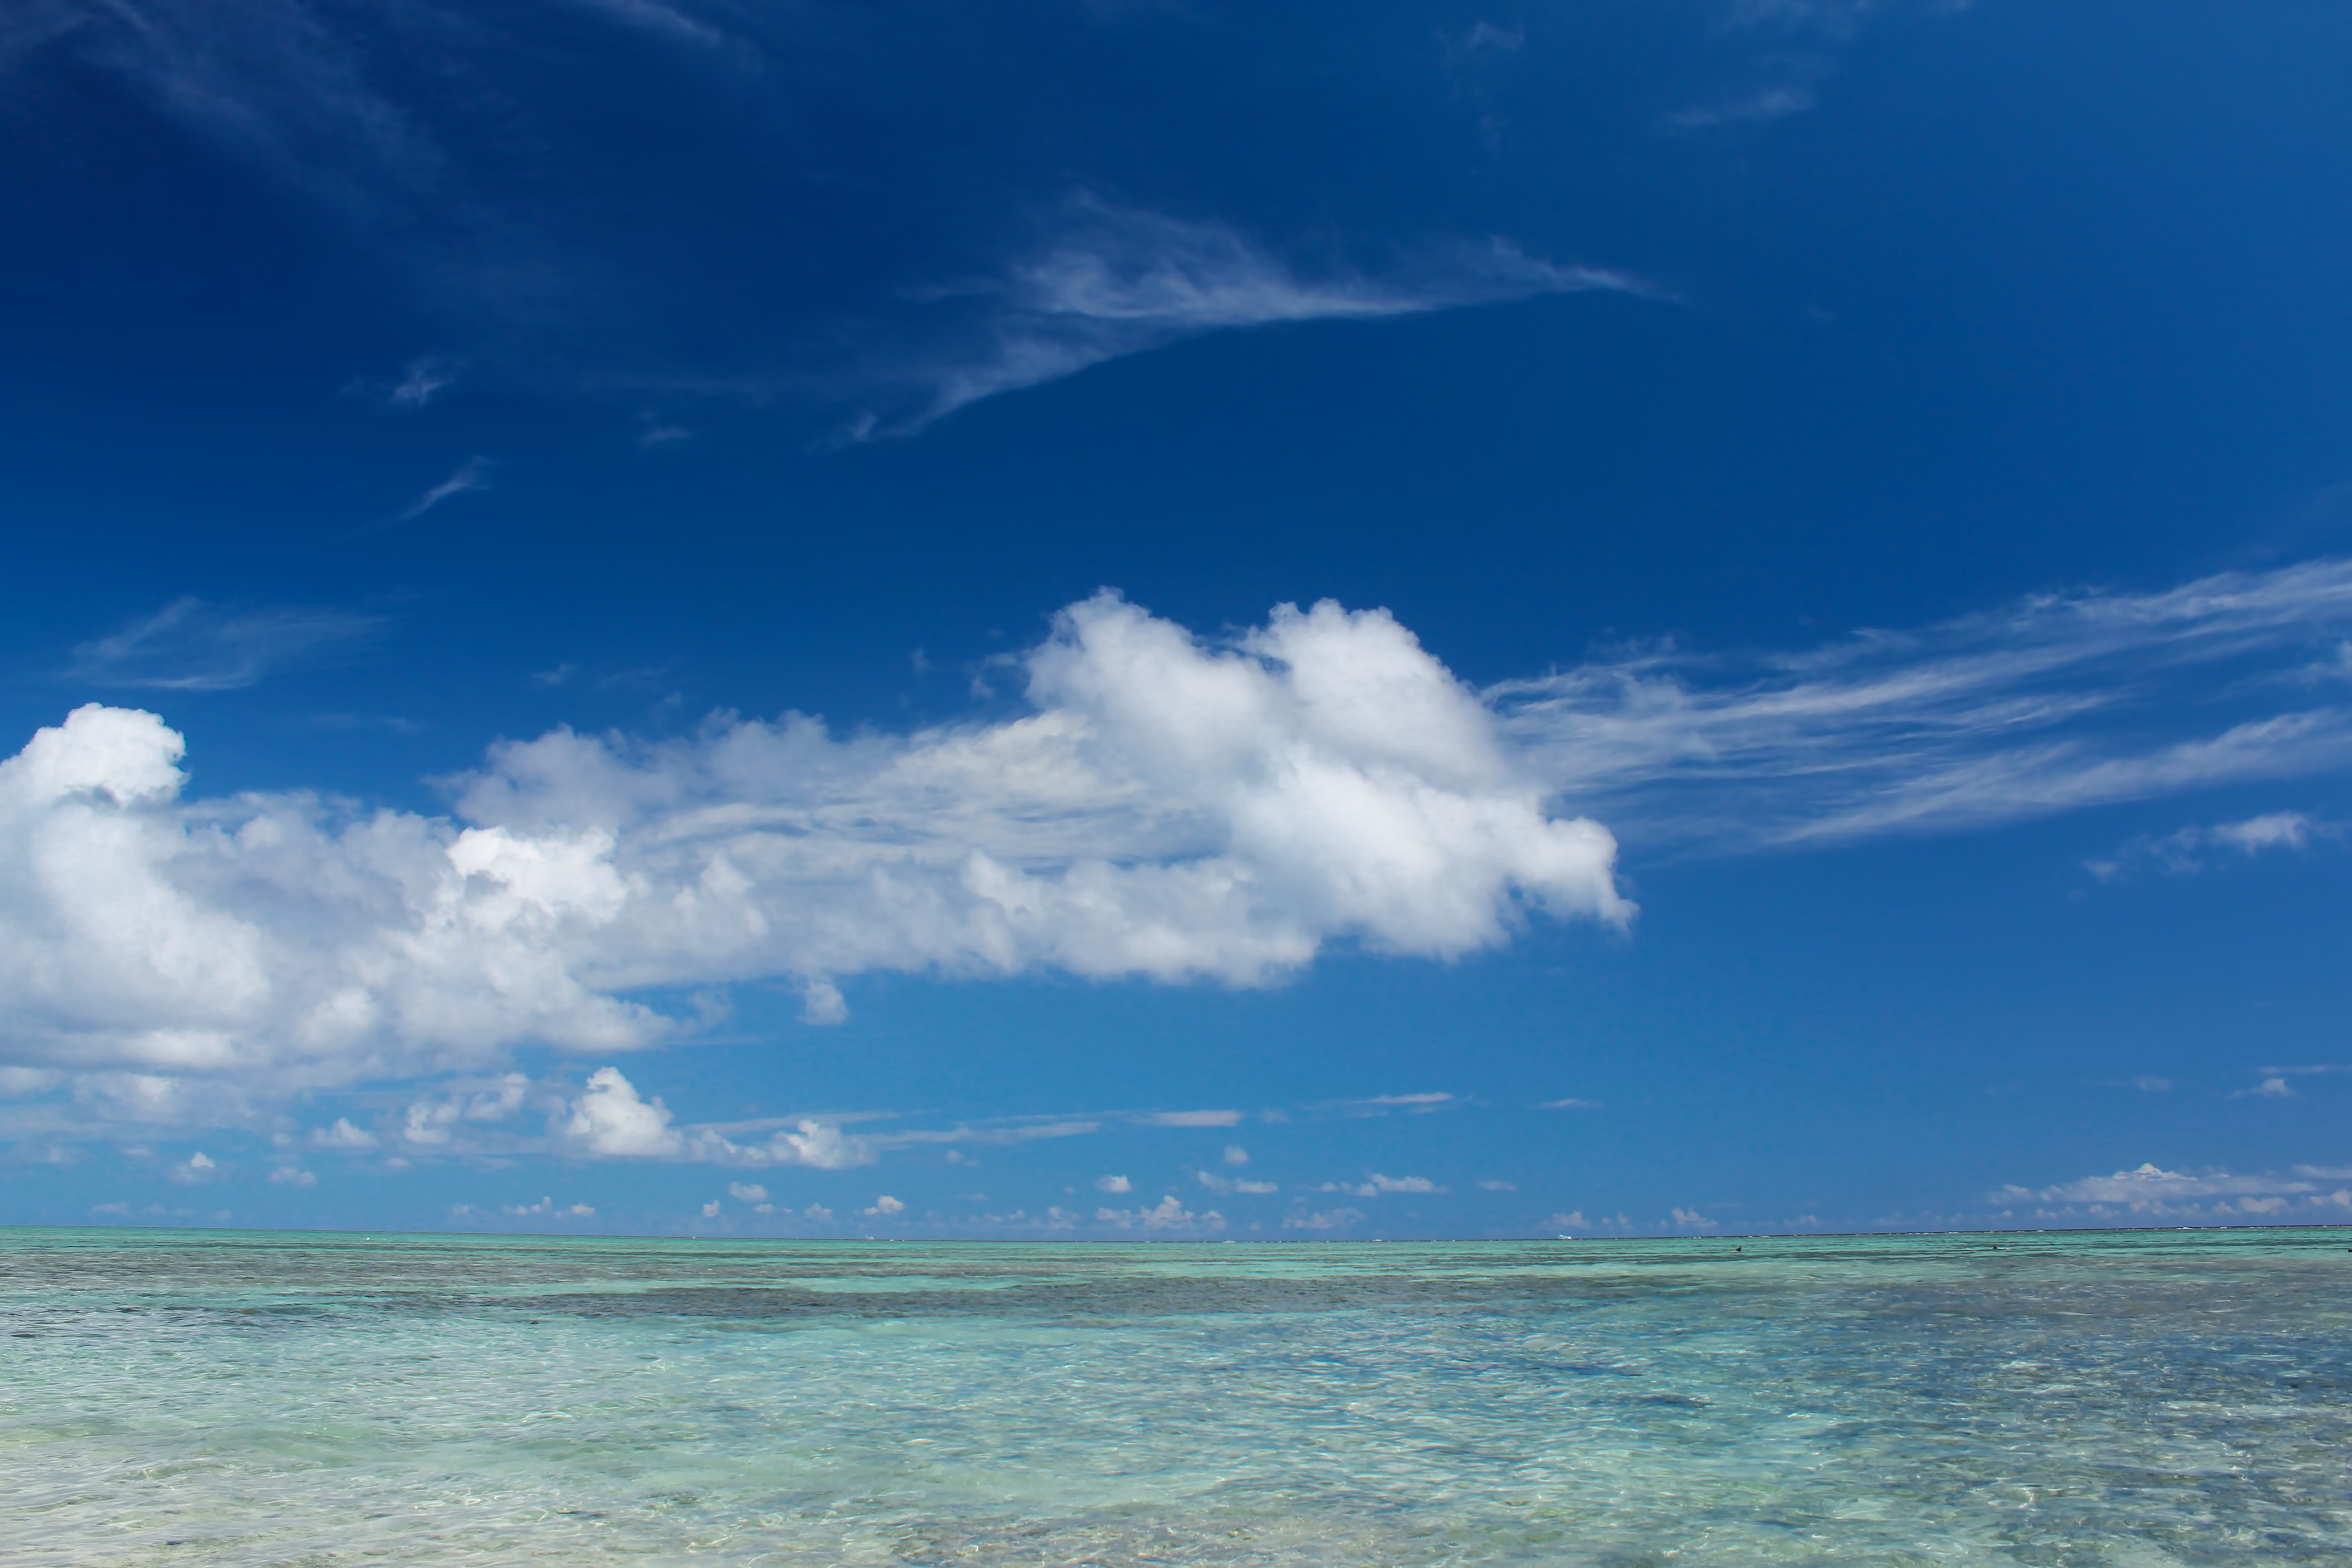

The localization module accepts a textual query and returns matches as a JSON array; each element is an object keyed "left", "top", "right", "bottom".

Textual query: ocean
[{"left": 4, "top": 1227, "right": 2347, "bottom": 1565}]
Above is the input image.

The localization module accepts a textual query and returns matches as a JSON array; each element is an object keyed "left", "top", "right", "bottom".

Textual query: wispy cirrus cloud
[
  {"left": 10, "top": 6, "right": 1660, "bottom": 439},
  {"left": 1662, "top": 0, "right": 1972, "bottom": 134},
  {"left": 13, "top": 559, "right": 2352, "bottom": 1130},
  {"left": 867, "top": 195, "right": 1658, "bottom": 433},
  {"left": 1498, "top": 558, "right": 2352, "bottom": 850},
  {"left": 70, "top": 598, "right": 382, "bottom": 691},
  {"left": 393, "top": 455, "right": 494, "bottom": 524}
]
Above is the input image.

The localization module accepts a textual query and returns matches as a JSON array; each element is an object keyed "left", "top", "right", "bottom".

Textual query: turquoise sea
[{"left": 4, "top": 1228, "right": 2349, "bottom": 1565}]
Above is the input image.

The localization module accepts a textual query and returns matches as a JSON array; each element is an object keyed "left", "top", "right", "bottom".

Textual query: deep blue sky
[{"left": 3, "top": 0, "right": 2349, "bottom": 1237}]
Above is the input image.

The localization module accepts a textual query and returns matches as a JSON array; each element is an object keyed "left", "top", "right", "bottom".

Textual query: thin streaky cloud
[
  {"left": 564, "top": 0, "right": 730, "bottom": 49},
  {"left": 876, "top": 195, "right": 1659, "bottom": 432},
  {"left": 13, "top": 560, "right": 2352, "bottom": 1127},
  {"left": 1134, "top": 1109, "right": 1244, "bottom": 1128},
  {"left": 69, "top": 598, "right": 383, "bottom": 692},
  {"left": 1498, "top": 558, "right": 2352, "bottom": 849},
  {"left": 394, "top": 456, "right": 494, "bottom": 524},
  {"left": 386, "top": 357, "right": 461, "bottom": 409}
]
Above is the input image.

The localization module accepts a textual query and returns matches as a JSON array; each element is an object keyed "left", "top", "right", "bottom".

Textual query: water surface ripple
[{"left": 4, "top": 1228, "right": 2348, "bottom": 1565}]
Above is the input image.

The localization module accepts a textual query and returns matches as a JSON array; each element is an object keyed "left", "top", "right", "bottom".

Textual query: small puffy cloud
[
  {"left": 726, "top": 1181, "right": 768, "bottom": 1202},
  {"left": 403, "top": 1074, "right": 532, "bottom": 1148},
  {"left": 803, "top": 1203, "right": 833, "bottom": 1221},
  {"left": 1196, "top": 1171, "right": 1277, "bottom": 1196},
  {"left": 1319, "top": 1172, "right": 1442, "bottom": 1197},
  {"left": 311, "top": 1117, "right": 378, "bottom": 1150},
  {"left": 1097, "top": 1194, "right": 1223, "bottom": 1232},
  {"left": 1547, "top": 1211, "right": 1588, "bottom": 1230},
  {"left": 700, "top": 1199, "right": 720, "bottom": 1217},
  {"left": 1137, "top": 1109, "right": 1243, "bottom": 1127},
  {"left": 503, "top": 1196, "right": 594, "bottom": 1217},
  {"left": 562, "top": 1067, "right": 683, "bottom": 1157},
  {"left": 761, "top": 1120, "right": 873, "bottom": 1170},
  {"left": 1094, "top": 1174, "right": 1132, "bottom": 1193},
  {"left": 799, "top": 981, "right": 848, "bottom": 1026},
  {"left": 2090, "top": 812, "right": 2340, "bottom": 880},
  {"left": 267, "top": 1165, "right": 316, "bottom": 1186},
  {"left": 863, "top": 1194, "right": 905, "bottom": 1217},
  {"left": 1221, "top": 1143, "right": 1249, "bottom": 1165},
  {"left": 1671, "top": 1206, "right": 1717, "bottom": 1230},
  {"left": 167, "top": 1150, "right": 218, "bottom": 1184},
  {"left": 2231, "top": 1077, "right": 2294, "bottom": 1101}
]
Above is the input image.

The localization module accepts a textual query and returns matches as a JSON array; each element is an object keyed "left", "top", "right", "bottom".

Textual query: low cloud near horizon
[
  {"left": 6, "top": 556, "right": 2352, "bottom": 1134},
  {"left": 0, "top": 591, "right": 1626, "bottom": 1129}
]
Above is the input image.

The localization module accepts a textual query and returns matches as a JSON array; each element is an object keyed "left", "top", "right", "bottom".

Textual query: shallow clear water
[{"left": 4, "top": 1228, "right": 2350, "bottom": 1565}]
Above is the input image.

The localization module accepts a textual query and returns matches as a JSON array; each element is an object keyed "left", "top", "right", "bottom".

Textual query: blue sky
[{"left": 3, "top": 0, "right": 2350, "bottom": 1238}]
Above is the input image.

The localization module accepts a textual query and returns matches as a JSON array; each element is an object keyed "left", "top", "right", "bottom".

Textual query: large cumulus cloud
[{"left": 0, "top": 593, "right": 1627, "bottom": 1117}]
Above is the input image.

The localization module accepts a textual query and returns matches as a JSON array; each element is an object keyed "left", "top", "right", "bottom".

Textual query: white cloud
[
  {"left": 16, "top": 561, "right": 2352, "bottom": 1132},
  {"left": 1671, "top": 1205, "right": 1716, "bottom": 1230},
  {"left": 167, "top": 1149, "right": 218, "bottom": 1184},
  {"left": 803, "top": 1202, "right": 833, "bottom": 1221},
  {"left": 367, "top": 356, "right": 464, "bottom": 410},
  {"left": 798, "top": 980, "right": 848, "bottom": 1025},
  {"left": 1281, "top": 1207, "right": 1362, "bottom": 1231},
  {"left": 2006, "top": 1162, "right": 2318, "bottom": 1207},
  {"left": 1196, "top": 1171, "right": 1277, "bottom": 1195},
  {"left": 310, "top": 1117, "right": 377, "bottom": 1150},
  {"left": 2230, "top": 1077, "right": 2294, "bottom": 1101},
  {"left": 1221, "top": 1143, "right": 1249, "bottom": 1165},
  {"left": 760, "top": 1120, "right": 874, "bottom": 1169},
  {"left": 394, "top": 456, "right": 493, "bottom": 524},
  {"left": 1094, "top": 1174, "right": 1132, "bottom": 1193},
  {"left": 862, "top": 1194, "right": 904, "bottom": 1217},
  {"left": 267, "top": 1164, "right": 315, "bottom": 1186},
  {"left": 504, "top": 1195, "right": 594, "bottom": 1217},
  {"left": 1496, "top": 558, "right": 2352, "bottom": 848},
  {"left": 0, "top": 594, "right": 1625, "bottom": 1122},
  {"left": 1137, "top": 1109, "right": 1243, "bottom": 1127},
  {"left": 885, "top": 195, "right": 1654, "bottom": 430},
  {"left": 2088, "top": 811, "right": 2338, "bottom": 879},
  {"left": 70, "top": 598, "right": 382, "bottom": 692},
  {"left": 1478, "top": 1179, "right": 1517, "bottom": 1191},
  {"left": 1097, "top": 1194, "right": 1223, "bottom": 1232},
  {"left": 1319, "top": 1172, "right": 1443, "bottom": 1197},
  {"left": 561, "top": 1067, "right": 682, "bottom": 1157},
  {"left": 402, "top": 1074, "right": 532, "bottom": 1147},
  {"left": 1537, "top": 1097, "right": 1601, "bottom": 1110},
  {"left": 1326, "top": 1091, "right": 1456, "bottom": 1116},
  {"left": 1547, "top": 1210, "right": 1587, "bottom": 1230},
  {"left": 700, "top": 1199, "right": 719, "bottom": 1217},
  {"left": 726, "top": 1181, "right": 768, "bottom": 1202}
]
